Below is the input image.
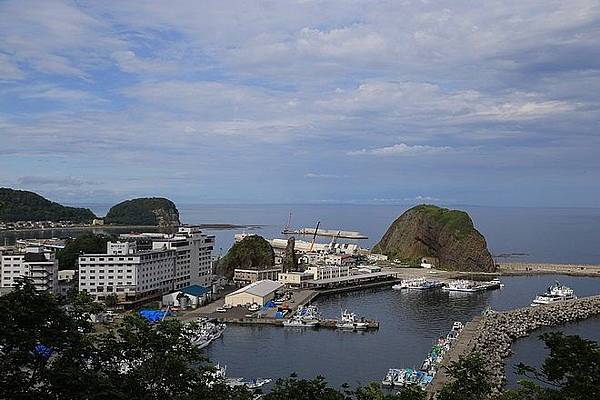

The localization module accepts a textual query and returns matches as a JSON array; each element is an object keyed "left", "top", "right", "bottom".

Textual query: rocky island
[
  {"left": 217, "top": 234, "right": 275, "bottom": 279},
  {"left": 0, "top": 188, "right": 97, "bottom": 223},
  {"left": 104, "top": 197, "right": 181, "bottom": 227},
  {"left": 373, "top": 204, "right": 496, "bottom": 272}
]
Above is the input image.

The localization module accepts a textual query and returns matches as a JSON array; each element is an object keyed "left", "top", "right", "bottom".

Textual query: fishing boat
[
  {"left": 336, "top": 309, "right": 368, "bottom": 330},
  {"left": 443, "top": 280, "right": 485, "bottom": 292},
  {"left": 381, "top": 321, "right": 464, "bottom": 388},
  {"left": 531, "top": 281, "right": 577, "bottom": 306},
  {"left": 190, "top": 319, "right": 226, "bottom": 349},
  {"left": 282, "top": 315, "right": 318, "bottom": 327},
  {"left": 296, "top": 304, "right": 322, "bottom": 324},
  {"left": 393, "top": 277, "right": 444, "bottom": 290},
  {"left": 211, "top": 364, "right": 272, "bottom": 390},
  {"left": 381, "top": 368, "right": 402, "bottom": 386}
]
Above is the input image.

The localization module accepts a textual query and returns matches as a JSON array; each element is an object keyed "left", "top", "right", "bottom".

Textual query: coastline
[
  {"left": 497, "top": 262, "right": 600, "bottom": 277},
  {"left": 0, "top": 224, "right": 159, "bottom": 234},
  {"left": 0, "top": 223, "right": 262, "bottom": 234}
]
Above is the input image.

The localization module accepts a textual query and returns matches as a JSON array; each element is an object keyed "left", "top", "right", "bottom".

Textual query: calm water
[
  {"left": 505, "top": 316, "right": 600, "bottom": 388},
  {"left": 205, "top": 274, "right": 600, "bottom": 389}
]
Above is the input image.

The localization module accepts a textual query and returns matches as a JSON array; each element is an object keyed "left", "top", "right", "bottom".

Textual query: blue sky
[{"left": 0, "top": 0, "right": 599, "bottom": 207}]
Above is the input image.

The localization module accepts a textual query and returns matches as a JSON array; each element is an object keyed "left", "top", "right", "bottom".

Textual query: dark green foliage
[
  {"left": 354, "top": 383, "right": 425, "bottom": 400},
  {"left": 218, "top": 235, "right": 275, "bottom": 278},
  {"left": 437, "top": 352, "right": 494, "bottom": 400},
  {"left": 265, "top": 375, "right": 348, "bottom": 400},
  {"left": 104, "top": 293, "right": 118, "bottom": 308},
  {"left": 501, "top": 332, "right": 600, "bottom": 400},
  {"left": 0, "top": 280, "right": 252, "bottom": 400},
  {"left": 56, "top": 232, "right": 112, "bottom": 270},
  {"left": 104, "top": 197, "right": 180, "bottom": 226},
  {"left": 409, "top": 204, "right": 474, "bottom": 239},
  {"left": 1, "top": 281, "right": 424, "bottom": 400},
  {"left": 0, "top": 187, "right": 96, "bottom": 222}
]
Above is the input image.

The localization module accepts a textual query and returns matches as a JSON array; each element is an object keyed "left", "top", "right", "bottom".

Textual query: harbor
[{"left": 201, "top": 274, "right": 600, "bottom": 393}]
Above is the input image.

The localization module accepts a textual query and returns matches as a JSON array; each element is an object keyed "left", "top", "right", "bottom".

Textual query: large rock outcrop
[
  {"left": 217, "top": 235, "right": 275, "bottom": 279},
  {"left": 0, "top": 188, "right": 96, "bottom": 223},
  {"left": 104, "top": 197, "right": 180, "bottom": 227},
  {"left": 373, "top": 204, "right": 496, "bottom": 272}
]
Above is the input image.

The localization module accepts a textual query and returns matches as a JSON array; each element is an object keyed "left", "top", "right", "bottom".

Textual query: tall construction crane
[{"left": 309, "top": 221, "right": 320, "bottom": 252}]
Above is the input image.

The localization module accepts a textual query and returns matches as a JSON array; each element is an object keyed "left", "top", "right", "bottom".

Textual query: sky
[{"left": 0, "top": 0, "right": 599, "bottom": 207}]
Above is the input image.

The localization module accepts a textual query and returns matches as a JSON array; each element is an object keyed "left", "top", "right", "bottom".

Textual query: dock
[
  {"left": 426, "top": 316, "right": 482, "bottom": 396},
  {"left": 221, "top": 317, "right": 379, "bottom": 330},
  {"left": 282, "top": 227, "right": 368, "bottom": 239}
]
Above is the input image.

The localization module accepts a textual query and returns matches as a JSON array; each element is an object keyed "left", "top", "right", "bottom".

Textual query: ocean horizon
[{"left": 72, "top": 203, "right": 600, "bottom": 266}]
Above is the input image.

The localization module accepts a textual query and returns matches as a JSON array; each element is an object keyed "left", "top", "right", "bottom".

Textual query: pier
[
  {"left": 427, "top": 295, "right": 600, "bottom": 398},
  {"left": 223, "top": 317, "right": 379, "bottom": 330}
]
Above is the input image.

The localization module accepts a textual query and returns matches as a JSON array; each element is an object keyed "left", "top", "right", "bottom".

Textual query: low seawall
[{"left": 430, "top": 295, "right": 600, "bottom": 398}]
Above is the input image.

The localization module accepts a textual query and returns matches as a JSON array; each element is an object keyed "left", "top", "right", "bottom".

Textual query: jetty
[
  {"left": 427, "top": 295, "right": 600, "bottom": 398},
  {"left": 223, "top": 317, "right": 379, "bottom": 330},
  {"left": 282, "top": 227, "right": 368, "bottom": 240}
]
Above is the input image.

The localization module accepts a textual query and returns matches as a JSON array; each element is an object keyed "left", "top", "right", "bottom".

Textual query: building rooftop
[
  {"left": 227, "top": 279, "right": 284, "bottom": 298},
  {"left": 180, "top": 285, "right": 211, "bottom": 297},
  {"left": 305, "top": 271, "right": 395, "bottom": 285}
]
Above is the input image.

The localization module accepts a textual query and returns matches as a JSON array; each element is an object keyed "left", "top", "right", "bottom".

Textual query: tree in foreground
[
  {"left": 501, "top": 332, "right": 600, "bottom": 400},
  {"left": 436, "top": 352, "right": 494, "bottom": 400},
  {"left": 0, "top": 279, "right": 426, "bottom": 400}
]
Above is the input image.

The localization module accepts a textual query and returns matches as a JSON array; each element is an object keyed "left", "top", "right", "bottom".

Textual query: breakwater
[{"left": 430, "top": 295, "right": 600, "bottom": 398}]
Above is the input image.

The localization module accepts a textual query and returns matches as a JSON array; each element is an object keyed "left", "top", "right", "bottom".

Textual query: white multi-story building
[
  {"left": 305, "top": 264, "right": 350, "bottom": 281},
  {"left": 0, "top": 249, "right": 59, "bottom": 294},
  {"left": 78, "top": 241, "right": 176, "bottom": 302},
  {"left": 151, "top": 226, "right": 215, "bottom": 288}
]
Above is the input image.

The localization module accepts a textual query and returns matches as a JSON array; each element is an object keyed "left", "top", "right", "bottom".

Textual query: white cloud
[
  {"left": 403, "top": 195, "right": 443, "bottom": 203},
  {"left": 348, "top": 143, "right": 452, "bottom": 157},
  {"left": 111, "top": 50, "right": 179, "bottom": 75},
  {"left": 304, "top": 172, "right": 343, "bottom": 179},
  {"left": 3, "top": 84, "right": 105, "bottom": 104}
]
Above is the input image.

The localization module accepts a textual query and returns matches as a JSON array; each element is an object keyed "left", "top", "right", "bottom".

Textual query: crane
[{"left": 309, "top": 221, "right": 320, "bottom": 252}]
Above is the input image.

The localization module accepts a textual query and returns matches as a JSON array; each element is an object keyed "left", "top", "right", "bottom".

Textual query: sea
[{"left": 2, "top": 203, "right": 600, "bottom": 390}]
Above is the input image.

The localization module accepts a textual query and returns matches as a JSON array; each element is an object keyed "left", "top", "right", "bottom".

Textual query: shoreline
[
  {"left": 497, "top": 262, "right": 600, "bottom": 277},
  {"left": 0, "top": 223, "right": 263, "bottom": 235}
]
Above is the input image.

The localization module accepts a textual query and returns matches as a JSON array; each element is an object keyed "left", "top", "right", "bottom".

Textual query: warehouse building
[{"left": 225, "top": 279, "right": 283, "bottom": 307}]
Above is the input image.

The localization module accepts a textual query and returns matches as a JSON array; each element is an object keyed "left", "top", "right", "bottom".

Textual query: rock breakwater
[{"left": 470, "top": 296, "right": 600, "bottom": 397}]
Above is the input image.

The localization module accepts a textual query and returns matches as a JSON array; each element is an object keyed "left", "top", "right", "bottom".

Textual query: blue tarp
[
  {"left": 139, "top": 309, "right": 169, "bottom": 323},
  {"left": 274, "top": 311, "right": 285, "bottom": 319},
  {"left": 264, "top": 300, "right": 276, "bottom": 308},
  {"left": 35, "top": 344, "right": 53, "bottom": 359}
]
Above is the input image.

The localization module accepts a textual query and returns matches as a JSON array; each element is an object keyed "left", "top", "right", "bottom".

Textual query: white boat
[
  {"left": 381, "top": 368, "right": 402, "bottom": 386},
  {"left": 225, "top": 377, "right": 272, "bottom": 389},
  {"left": 336, "top": 309, "right": 368, "bottom": 330},
  {"left": 282, "top": 316, "right": 318, "bottom": 327},
  {"left": 296, "top": 304, "right": 322, "bottom": 324},
  {"left": 213, "top": 364, "right": 272, "bottom": 390},
  {"left": 531, "top": 281, "right": 577, "bottom": 306},
  {"left": 392, "top": 277, "right": 425, "bottom": 289},
  {"left": 399, "top": 278, "right": 444, "bottom": 290},
  {"left": 248, "top": 303, "right": 260, "bottom": 312},
  {"left": 190, "top": 319, "right": 226, "bottom": 349},
  {"left": 442, "top": 280, "right": 484, "bottom": 292}
]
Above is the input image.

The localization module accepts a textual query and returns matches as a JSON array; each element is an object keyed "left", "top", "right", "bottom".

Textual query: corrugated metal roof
[{"left": 227, "top": 279, "right": 283, "bottom": 298}]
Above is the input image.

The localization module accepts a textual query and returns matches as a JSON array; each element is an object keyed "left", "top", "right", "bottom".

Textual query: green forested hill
[
  {"left": 0, "top": 188, "right": 96, "bottom": 223},
  {"left": 104, "top": 197, "right": 180, "bottom": 226}
]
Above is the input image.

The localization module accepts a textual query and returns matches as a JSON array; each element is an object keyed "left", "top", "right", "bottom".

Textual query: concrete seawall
[{"left": 429, "top": 295, "right": 600, "bottom": 398}]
